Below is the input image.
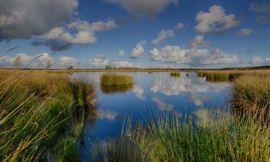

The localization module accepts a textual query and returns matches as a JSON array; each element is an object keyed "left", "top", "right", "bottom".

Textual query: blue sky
[{"left": 0, "top": 0, "right": 270, "bottom": 69}]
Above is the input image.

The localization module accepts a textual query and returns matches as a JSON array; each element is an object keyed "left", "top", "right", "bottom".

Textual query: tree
[
  {"left": 67, "top": 66, "right": 73, "bottom": 70},
  {"left": 13, "top": 55, "right": 22, "bottom": 69}
]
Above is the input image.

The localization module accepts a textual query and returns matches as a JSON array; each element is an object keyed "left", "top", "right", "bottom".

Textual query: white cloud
[
  {"left": 152, "top": 96, "right": 174, "bottom": 111},
  {"left": 194, "top": 5, "right": 241, "bottom": 34},
  {"left": 111, "top": 61, "right": 133, "bottom": 67},
  {"left": 251, "top": 56, "right": 270, "bottom": 65},
  {"left": 152, "top": 30, "right": 175, "bottom": 45},
  {"left": 105, "top": 0, "right": 178, "bottom": 18},
  {"left": 133, "top": 84, "right": 146, "bottom": 100},
  {"left": 193, "top": 108, "right": 233, "bottom": 128},
  {"left": 130, "top": 40, "right": 147, "bottom": 58},
  {"left": 150, "top": 45, "right": 239, "bottom": 66},
  {"left": 250, "top": 1, "right": 270, "bottom": 13},
  {"left": 189, "top": 94, "right": 210, "bottom": 106},
  {"left": 150, "top": 76, "right": 229, "bottom": 105},
  {"left": 96, "top": 55, "right": 106, "bottom": 59},
  {"left": 39, "top": 20, "right": 117, "bottom": 44},
  {"left": 96, "top": 110, "right": 118, "bottom": 122},
  {"left": 175, "top": 23, "right": 184, "bottom": 30},
  {"left": 236, "top": 28, "right": 252, "bottom": 36},
  {"left": 189, "top": 35, "right": 210, "bottom": 48},
  {"left": 59, "top": 56, "right": 80, "bottom": 66},
  {"left": 119, "top": 50, "right": 125, "bottom": 57}
]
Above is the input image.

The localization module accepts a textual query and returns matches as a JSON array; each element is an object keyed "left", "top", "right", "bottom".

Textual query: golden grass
[
  {"left": 0, "top": 69, "right": 96, "bottom": 161},
  {"left": 100, "top": 74, "right": 134, "bottom": 85},
  {"left": 231, "top": 74, "right": 270, "bottom": 117}
]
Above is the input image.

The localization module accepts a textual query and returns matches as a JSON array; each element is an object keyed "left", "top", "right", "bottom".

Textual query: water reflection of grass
[
  {"left": 0, "top": 70, "right": 97, "bottom": 161},
  {"left": 100, "top": 84, "right": 134, "bottom": 94},
  {"left": 100, "top": 74, "right": 134, "bottom": 85},
  {"left": 170, "top": 72, "right": 180, "bottom": 77}
]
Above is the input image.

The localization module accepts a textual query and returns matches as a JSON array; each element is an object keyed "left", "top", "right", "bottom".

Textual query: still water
[{"left": 72, "top": 72, "right": 231, "bottom": 155}]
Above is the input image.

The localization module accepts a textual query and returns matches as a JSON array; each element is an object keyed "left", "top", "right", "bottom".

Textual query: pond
[{"left": 72, "top": 72, "right": 231, "bottom": 157}]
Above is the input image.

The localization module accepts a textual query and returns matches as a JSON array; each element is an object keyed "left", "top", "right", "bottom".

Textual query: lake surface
[{"left": 72, "top": 72, "right": 231, "bottom": 157}]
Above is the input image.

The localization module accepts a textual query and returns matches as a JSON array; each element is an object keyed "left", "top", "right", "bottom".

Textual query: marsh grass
[
  {"left": 170, "top": 72, "right": 180, "bottom": 77},
  {"left": 100, "top": 84, "right": 134, "bottom": 94},
  {"left": 91, "top": 109, "right": 270, "bottom": 162},
  {"left": 197, "top": 71, "right": 204, "bottom": 77},
  {"left": 0, "top": 70, "right": 96, "bottom": 161},
  {"left": 197, "top": 70, "right": 270, "bottom": 82},
  {"left": 100, "top": 74, "right": 134, "bottom": 85},
  {"left": 231, "top": 75, "right": 270, "bottom": 117}
]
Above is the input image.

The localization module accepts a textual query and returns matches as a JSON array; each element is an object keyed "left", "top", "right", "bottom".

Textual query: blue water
[{"left": 72, "top": 72, "right": 231, "bottom": 157}]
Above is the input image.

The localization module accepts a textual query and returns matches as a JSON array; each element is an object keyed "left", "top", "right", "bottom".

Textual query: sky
[{"left": 0, "top": 0, "right": 270, "bottom": 69}]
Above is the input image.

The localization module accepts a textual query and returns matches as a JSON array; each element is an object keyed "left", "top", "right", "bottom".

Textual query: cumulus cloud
[
  {"left": 96, "top": 110, "right": 118, "bottom": 122},
  {"left": 152, "top": 96, "right": 174, "bottom": 111},
  {"left": 150, "top": 76, "right": 229, "bottom": 106},
  {"left": 38, "top": 20, "right": 117, "bottom": 44},
  {"left": 250, "top": 1, "right": 270, "bottom": 13},
  {"left": 0, "top": 0, "right": 78, "bottom": 39},
  {"left": 105, "top": 0, "right": 178, "bottom": 18},
  {"left": 194, "top": 5, "right": 241, "bottom": 34},
  {"left": 236, "top": 28, "right": 252, "bottom": 36},
  {"left": 189, "top": 35, "right": 210, "bottom": 48},
  {"left": 119, "top": 50, "right": 125, "bottom": 57},
  {"left": 96, "top": 55, "right": 106, "bottom": 59},
  {"left": 130, "top": 40, "right": 147, "bottom": 58},
  {"left": 193, "top": 108, "right": 233, "bottom": 128},
  {"left": 133, "top": 84, "right": 146, "bottom": 100},
  {"left": 152, "top": 30, "right": 175, "bottom": 45},
  {"left": 245, "top": 49, "right": 256, "bottom": 54},
  {"left": 150, "top": 45, "right": 239, "bottom": 67},
  {"left": 189, "top": 94, "right": 210, "bottom": 106},
  {"left": 0, "top": 53, "right": 133, "bottom": 69},
  {"left": 251, "top": 56, "right": 270, "bottom": 65},
  {"left": 175, "top": 23, "right": 184, "bottom": 30}
]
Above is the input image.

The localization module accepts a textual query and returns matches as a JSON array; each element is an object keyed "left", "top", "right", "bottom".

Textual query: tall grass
[
  {"left": 91, "top": 109, "right": 270, "bottom": 162},
  {"left": 100, "top": 74, "right": 134, "bottom": 85},
  {"left": 197, "top": 70, "right": 270, "bottom": 82},
  {"left": 231, "top": 75, "right": 270, "bottom": 117},
  {"left": 0, "top": 70, "right": 96, "bottom": 161}
]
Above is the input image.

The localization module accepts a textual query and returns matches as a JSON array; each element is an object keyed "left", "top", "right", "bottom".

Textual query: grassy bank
[
  {"left": 0, "top": 70, "right": 96, "bottom": 161},
  {"left": 100, "top": 74, "right": 134, "bottom": 85}
]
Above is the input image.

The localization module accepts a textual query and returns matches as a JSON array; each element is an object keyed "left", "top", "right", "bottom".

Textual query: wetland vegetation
[{"left": 1, "top": 70, "right": 270, "bottom": 161}]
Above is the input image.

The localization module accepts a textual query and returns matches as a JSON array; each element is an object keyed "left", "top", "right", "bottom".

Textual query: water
[{"left": 72, "top": 72, "right": 231, "bottom": 156}]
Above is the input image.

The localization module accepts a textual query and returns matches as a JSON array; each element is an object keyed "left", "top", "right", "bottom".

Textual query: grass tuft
[{"left": 100, "top": 74, "right": 134, "bottom": 86}]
